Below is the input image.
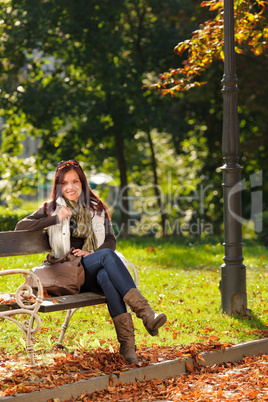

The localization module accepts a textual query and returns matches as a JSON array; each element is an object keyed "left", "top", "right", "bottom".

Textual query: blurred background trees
[{"left": 0, "top": 0, "right": 267, "bottom": 241}]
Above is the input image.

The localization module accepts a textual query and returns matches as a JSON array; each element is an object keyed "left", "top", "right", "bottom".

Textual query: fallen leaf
[{"left": 185, "top": 361, "right": 194, "bottom": 372}]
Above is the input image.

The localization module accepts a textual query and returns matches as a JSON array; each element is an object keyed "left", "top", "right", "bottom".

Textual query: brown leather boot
[
  {"left": 113, "top": 312, "right": 138, "bottom": 364},
  {"left": 123, "top": 288, "right": 167, "bottom": 336}
]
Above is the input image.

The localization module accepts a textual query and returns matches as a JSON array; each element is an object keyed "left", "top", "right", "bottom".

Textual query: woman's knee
[
  {"left": 98, "top": 248, "right": 118, "bottom": 263},
  {"left": 99, "top": 248, "right": 115, "bottom": 257}
]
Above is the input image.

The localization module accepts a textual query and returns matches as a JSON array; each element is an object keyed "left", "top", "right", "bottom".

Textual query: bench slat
[
  {"left": 39, "top": 292, "right": 106, "bottom": 312},
  {"left": 0, "top": 230, "right": 50, "bottom": 256},
  {"left": 0, "top": 292, "right": 106, "bottom": 313}
]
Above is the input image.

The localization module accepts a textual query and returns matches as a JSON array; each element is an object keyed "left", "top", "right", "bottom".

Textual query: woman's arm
[
  {"left": 15, "top": 205, "right": 59, "bottom": 231},
  {"left": 95, "top": 213, "right": 117, "bottom": 251}
]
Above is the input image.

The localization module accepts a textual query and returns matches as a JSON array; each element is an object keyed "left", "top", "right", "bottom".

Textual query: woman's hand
[
  {"left": 72, "top": 249, "right": 94, "bottom": 257},
  {"left": 58, "top": 206, "right": 72, "bottom": 222}
]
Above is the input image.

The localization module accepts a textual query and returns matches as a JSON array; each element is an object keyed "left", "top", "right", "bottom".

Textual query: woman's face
[{"left": 61, "top": 169, "right": 82, "bottom": 203}]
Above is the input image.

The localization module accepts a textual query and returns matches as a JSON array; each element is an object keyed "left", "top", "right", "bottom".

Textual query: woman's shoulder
[
  {"left": 40, "top": 199, "right": 55, "bottom": 215},
  {"left": 91, "top": 207, "right": 105, "bottom": 219}
]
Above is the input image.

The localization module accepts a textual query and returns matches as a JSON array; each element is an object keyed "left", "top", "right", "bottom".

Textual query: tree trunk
[
  {"left": 147, "top": 130, "right": 166, "bottom": 236},
  {"left": 115, "top": 135, "right": 130, "bottom": 238}
]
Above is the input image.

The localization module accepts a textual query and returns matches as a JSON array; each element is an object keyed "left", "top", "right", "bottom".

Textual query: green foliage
[
  {"left": 0, "top": 0, "right": 191, "bottom": 157},
  {"left": 0, "top": 0, "right": 202, "bottom": 232},
  {"left": 0, "top": 155, "right": 42, "bottom": 208},
  {"left": 124, "top": 128, "right": 212, "bottom": 237},
  {"left": 149, "top": 0, "right": 268, "bottom": 236},
  {"left": 255, "top": 211, "right": 268, "bottom": 246},
  {"left": 0, "top": 0, "right": 267, "bottom": 241},
  {"left": 0, "top": 206, "right": 32, "bottom": 231}
]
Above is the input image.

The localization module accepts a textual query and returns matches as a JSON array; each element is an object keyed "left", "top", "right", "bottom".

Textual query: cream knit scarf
[{"left": 64, "top": 197, "right": 98, "bottom": 253}]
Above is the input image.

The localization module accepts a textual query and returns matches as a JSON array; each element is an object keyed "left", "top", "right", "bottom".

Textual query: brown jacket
[{"left": 15, "top": 204, "right": 116, "bottom": 252}]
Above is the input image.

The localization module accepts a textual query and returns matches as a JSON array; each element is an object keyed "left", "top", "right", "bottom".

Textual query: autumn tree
[
  {"left": 148, "top": 0, "right": 268, "bottom": 93},
  {"left": 1, "top": 0, "right": 266, "bottom": 237},
  {"left": 145, "top": 0, "right": 268, "bottom": 233},
  {"left": 0, "top": 0, "right": 202, "bottom": 236}
]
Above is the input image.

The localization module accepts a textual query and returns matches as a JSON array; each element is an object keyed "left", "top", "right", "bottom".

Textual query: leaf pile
[
  {"left": 0, "top": 290, "right": 60, "bottom": 311},
  {"left": 64, "top": 354, "right": 268, "bottom": 401},
  {"left": 0, "top": 292, "right": 36, "bottom": 305},
  {"left": 0, "top": 341, "right": 232, "bottom": 398}
]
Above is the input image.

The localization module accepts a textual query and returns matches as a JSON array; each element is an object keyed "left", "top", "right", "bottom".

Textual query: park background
[{"left": 0, "top": 0, "right": 268, "bottom": 364}]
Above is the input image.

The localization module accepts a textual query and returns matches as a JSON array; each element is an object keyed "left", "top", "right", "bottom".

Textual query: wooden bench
[{"left": 0, "top": 230, "right": 138, "bottom": 367}]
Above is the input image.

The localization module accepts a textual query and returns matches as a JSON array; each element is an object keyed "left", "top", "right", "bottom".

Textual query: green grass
[{"left": 0, "top": 237, "right": 267, "bottom": 360}]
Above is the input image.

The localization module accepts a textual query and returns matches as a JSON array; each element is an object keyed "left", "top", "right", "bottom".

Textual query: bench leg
[
  {"left": 56, "top": 308, "right": 78, "bottom": 347},
  {"left": 0, "top": 270, "right": 44, "bottom": 367},
  {"left": 25, "top": 314, "right": 38, "bottom": 367},
  {"left": 1, "top": 311, "right": 41, "bottom": 367}
]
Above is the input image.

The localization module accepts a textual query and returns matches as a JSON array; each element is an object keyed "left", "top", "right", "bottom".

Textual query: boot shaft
[
  {"left": 113, "top": 312, "right": 137, "bottom": 363},
  {"left": 123, "top": 288, "right": 167, "bottom": 336}
]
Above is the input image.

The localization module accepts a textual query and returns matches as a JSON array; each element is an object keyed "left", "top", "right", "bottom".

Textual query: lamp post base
[{"left": 220, "top": 263, "right": 251, "bottom": 316}]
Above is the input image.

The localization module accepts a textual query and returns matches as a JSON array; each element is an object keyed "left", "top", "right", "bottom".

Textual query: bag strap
[{"left": 46, "top": 247, "right": 74, "bottom": 264}]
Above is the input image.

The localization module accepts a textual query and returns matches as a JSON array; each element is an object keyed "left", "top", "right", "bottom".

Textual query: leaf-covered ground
[
  {"left": 1, "top": 342, "right": 268, "bottom": 401},
  {"left": 1, "top": 239, "right": 267, "bottom": 400},
  {"left": 0, "top": 342, "right": 231, "bottom": 398},
  {"left": 67, "top": 353, "right": 268, "bottom": 401}
]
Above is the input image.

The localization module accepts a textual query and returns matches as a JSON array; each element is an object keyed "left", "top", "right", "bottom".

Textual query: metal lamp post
[{"left": 220, "top": 0, "right": 250, "bottom": 315}]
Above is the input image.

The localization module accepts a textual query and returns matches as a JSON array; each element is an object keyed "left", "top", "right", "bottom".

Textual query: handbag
[{"left": 28, "top": 248, "right": 85, "bottom": 296}]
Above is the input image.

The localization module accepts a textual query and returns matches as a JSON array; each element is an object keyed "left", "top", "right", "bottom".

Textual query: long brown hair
[{"left": 44, "top": 160, "right": 110, "bottom": 217}]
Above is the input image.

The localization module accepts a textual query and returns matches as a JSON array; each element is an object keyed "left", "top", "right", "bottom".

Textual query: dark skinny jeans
[{"left": 80, "top": 248, "right": 136, "bottom": 318}]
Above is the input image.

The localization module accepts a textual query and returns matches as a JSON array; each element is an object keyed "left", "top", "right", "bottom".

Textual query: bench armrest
[{"left": 0, "top": 269, "right": 44, "bottom": 309}]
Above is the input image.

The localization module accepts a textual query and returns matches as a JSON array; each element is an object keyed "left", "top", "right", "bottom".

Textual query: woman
[{"left": 15, "top": 160, "right": 167, "bottom": 363}]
